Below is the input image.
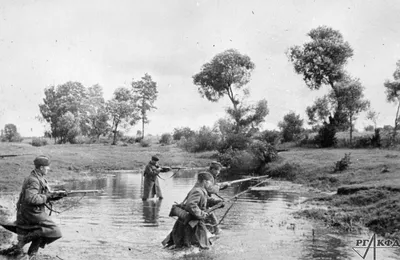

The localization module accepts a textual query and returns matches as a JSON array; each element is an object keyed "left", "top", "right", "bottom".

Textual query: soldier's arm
[
  {"left": 24, "top": 178, "right": 48, "bottom": 205},
  {"left": 145, "top": 164, "right": 160, "bottom": 178},
  {"left": 186, "top": 190, "right": 207, "bottom": 220}
]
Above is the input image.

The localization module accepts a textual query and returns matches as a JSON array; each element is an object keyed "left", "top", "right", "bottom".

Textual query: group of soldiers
[{"left": 0, "top": 155, "right": 230, "bottom": 259}]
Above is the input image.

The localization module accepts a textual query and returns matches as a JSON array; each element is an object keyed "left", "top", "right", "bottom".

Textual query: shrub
[
  {"left": 263, "top": 162, "right": 299, "bottom": 181},
  {"left": 218, "top": 141, "right": 278, "bottom": 174},
  {"left": 179, "top": 126, "right": 220, "bottom": 152},
  {"left": 218, "top": 133, "right": 251, "bottom": 153},
  {"left": 71, "top": 135, "right": 92, "bottom": 144},
  {"left": 31, "top": 138, "right": 48, "bottom": 147},
  {"left": 140, "top": 138, "right": 151, "bottom": 147},
  {"left": 173, "top": 127, "right": 195, "bottom": 141},
  {"left": 218, "top": 148, "right": 260, "bottom": 174},
  {"left": 258, "top": 130, "right": 281, "bottom": 145},
  {"left": 315, "top": 123, "right": 337, "bottom": 147},
  {"left": 334, "top": 153, "right": 351, "bottom": 172},
  {"left": 159, "top": 133, "right": 172, "bottom": 145}
]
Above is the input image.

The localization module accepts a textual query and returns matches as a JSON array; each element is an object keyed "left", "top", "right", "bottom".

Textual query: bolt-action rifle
[
  {"left": 225, "top": 175, "right": 270, "bottom": 186},
  {"left": 53, "top": 189, "right": 103, "bottom": 197}
]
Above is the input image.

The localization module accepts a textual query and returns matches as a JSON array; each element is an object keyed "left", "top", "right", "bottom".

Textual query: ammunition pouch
[{"left": 169, "top": 204, "right": 191, "bottom": 225}]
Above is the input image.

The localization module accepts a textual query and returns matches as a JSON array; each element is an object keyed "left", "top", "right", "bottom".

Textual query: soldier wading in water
[
  {"left": 162, "top": 172, "right": 224, "bottom": 249},
  {"left": 0, "top": 156, "right": 66, "bottom": 259},
  {"left": 142, "top": 155, "right": 170, "bottom": 201}
]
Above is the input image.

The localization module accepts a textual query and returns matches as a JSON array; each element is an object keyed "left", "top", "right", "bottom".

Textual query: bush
[
  {"left": 140, "top": 138, "right": 151, "bottom": 147},
  {"left": 218, "top": 141, "right": 278, "bottom": 174},
  {"left": 218, "top": 148, "right": 260, "bottom": 174},
  {"left": 218, "top": 133, "right": 251, "bottom": 153},
  {"left": 258, "top": 130, "right": 281, "bottom": 145},
  {"left": 71, "top": 135, "right": 92, "bottom": 144},
  {"left": 298, "top": 134, "right": 318, "bottom": 147},
  {"left": 179, "top": 126, "right": 220, "bottom": 152},
  {"left": 315, "top": 123, "right": 337, "bottom": 148},
  {"left": 263, "top": 162, "right": 299, "bottom": 181},
  {"left": 334, "top": 153, "right": 351, "bottom": 172},
  {"left": 173, "top": 127, "right": 195, "bottom": 141},
  {"left": 159, "top": 133, "right": 172, "bottom": 145},
  {"left": 31, "top": 138, "right": 48, "bottom": 147}
]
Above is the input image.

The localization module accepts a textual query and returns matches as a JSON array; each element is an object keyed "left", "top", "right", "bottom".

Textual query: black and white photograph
[{"left": 0, "top": 0, "right": 399, "bottom": 259}]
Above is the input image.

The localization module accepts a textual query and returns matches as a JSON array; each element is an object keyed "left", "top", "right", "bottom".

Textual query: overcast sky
[{"left": 0, "top": 0, "right": 399, "bottom": 137}]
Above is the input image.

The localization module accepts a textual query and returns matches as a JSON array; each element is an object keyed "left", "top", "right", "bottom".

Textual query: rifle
[
  {"left": 53, "top": 189, "right": 103, "bottom": 196},
  {"left": 207, "top": 177, "right": 271, "bottom": 214},
  {"left": 226, "top": 175, "right": 270, "bottom": 186}
]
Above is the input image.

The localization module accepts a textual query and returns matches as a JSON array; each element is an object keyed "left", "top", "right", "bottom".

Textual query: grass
[
  {"left": 0, "top": 141, "right": 213, "bottom": 192},
  {"left": 269, "top": 147, "right": 400, "bottom": 238}
]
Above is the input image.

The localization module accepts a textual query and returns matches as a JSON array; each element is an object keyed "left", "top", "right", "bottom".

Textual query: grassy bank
[
  {"left": 267, "top": 147, "right": 400, "bottom": 238},
  {"left": 0, "top": 142, "right": 213, "bottom": 192}
]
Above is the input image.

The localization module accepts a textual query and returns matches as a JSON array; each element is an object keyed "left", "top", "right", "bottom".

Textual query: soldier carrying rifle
[{"left": 0, "top": 155, "right": 67, "bottom": 260}]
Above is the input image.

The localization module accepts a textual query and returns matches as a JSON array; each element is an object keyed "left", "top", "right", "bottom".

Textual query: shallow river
[{"left": 1, "top": 170, "right": 399, "bottom": 260}]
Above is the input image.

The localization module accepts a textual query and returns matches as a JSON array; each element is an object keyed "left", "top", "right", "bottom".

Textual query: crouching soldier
[
  {"left": 162, "top": 172, "right": 223, "bottom": 249},
  {"left": 0, "top": 155, "right": 66, "bottom": 259},
  {"left": 206, "top": 161, "right": 230, "bottom": 235}
]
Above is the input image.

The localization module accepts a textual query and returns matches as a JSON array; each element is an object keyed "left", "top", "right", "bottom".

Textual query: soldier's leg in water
[{"left": 28, "top": 237, "right": 44, "bottom": 257}]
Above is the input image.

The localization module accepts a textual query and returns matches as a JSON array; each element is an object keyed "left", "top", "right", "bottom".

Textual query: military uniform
[
  {"left": 142, "top": 161, "right": 163, "bottom": 200},
  {"left": 0, "top": 156, "right": 63, "bottom": 258},
  {"left": 162, "top": 183, "right": 220, "bottom": 249}
]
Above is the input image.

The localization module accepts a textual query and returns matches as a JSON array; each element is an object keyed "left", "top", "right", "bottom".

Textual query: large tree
[
  {"left": 86, "top": 84, "right": 110, "bottom": 139},
  {"left": 38, "top": 81, "right": 88, "bottom": 143},
  {"left": 384, "top": 60, "right": 400, "bottom": 141},
  {"left": 287, "top": 26, "right": 354, "bottom": 129},
  {"left": 335, "top": 77, "right": 370, "bottom": 145},
  {"left": 3, "top": 124, "right": 21, "bottom": 142},
  {"left": 132, "top": 73, "right": 158, "bottom": 139},
  {"left": 193, "top": 49, "right": 268, "bottom": 133},
  {"left": 278, "top": 112, "right": 304, "bottom": 142},
  {"left": 106, "top": 87, "right": 139, "bottom": 145}
]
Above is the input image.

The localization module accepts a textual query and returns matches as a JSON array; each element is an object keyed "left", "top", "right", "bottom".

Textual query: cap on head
[
  {"left": 151, "top": 155, "right": 159, "bottom": 162},
  {"left": 197, "top": 172, "right": 214, "bottom": 182},
  {"left": 34, "top": 156, "right": 50, "bottom": 167},
  {"left": 209, "top": 161, "right": 223, "bottom": 170}
]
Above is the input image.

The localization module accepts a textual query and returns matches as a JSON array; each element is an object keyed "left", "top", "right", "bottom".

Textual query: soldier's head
[
  {"left": 197, "top": 172, "right": 214, "bottom": 189},
  {"left": 209, "top": 161, "right": 223, "bottom": 178},
  {"left": 34, "top": 155, "right": 50, "bottom": 175},
  {"left": 151, "top": 155, "right": 159, "bottom": 164}
]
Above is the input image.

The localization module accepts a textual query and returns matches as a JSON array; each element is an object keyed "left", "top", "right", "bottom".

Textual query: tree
[
  {"left": 87, "top": 84, "right": 110, "bottom": 139},
  {"left": 3, "top": 124, "right": 21, "bottom": 142},
  {"left": 193, "top": 49, "right": 258, "bottom": 133},
  {"left": 278, "top": 112, "right": 304, "bottom": 142},
  {"left": 132, "top": 73, "right": 158, "bottom": 139},
  {"left": 56, "top": 112, "right": 81, "bottom": 143},
  {"left": 38, "top": 81, "right": 88, "bottom": 143},
  {"left": 335, "top": 77, "right": 370, "bottom": 144},
  {"left": 384, "top": 60, "right": 400, "bottom": 141},
  {"left": 106, "top": 87, "right": 139, "bottom": 145},
  {"left": 366, "top": 109, "right": 380, "bottom": 130},
  {"left": 305, "top": 96, "right": 331, "bottom": 126},
  {"left": 287, "top": 26, "right": 354, "bottom": 129}
]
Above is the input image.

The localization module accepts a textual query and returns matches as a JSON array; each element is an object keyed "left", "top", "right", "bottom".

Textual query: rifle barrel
[
  {"left": 67, "top": 190, "right": 102, "bottom": 194},
  {"left": 228, "top": 175, "right": 269, "bottom": 185}
]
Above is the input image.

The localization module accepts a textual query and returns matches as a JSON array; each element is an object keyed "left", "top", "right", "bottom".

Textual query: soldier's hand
[
  {"left": 46, "top": 191, "right": 67, "bottom": 201},
  {"left": 219, "top": 182, "right": 230, "bottom": 190}
]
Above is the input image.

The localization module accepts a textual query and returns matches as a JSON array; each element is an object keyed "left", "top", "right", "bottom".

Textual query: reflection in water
[
  {"left": 142, "top": 200, "right": 162, "bottom": 226},
  {"left": 35, "top": 172, "right": 399, "bottom": 260}
]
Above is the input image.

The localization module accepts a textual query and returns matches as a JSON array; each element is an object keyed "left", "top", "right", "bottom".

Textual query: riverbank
[{"left": 266, "top": 147, "right": 400, "bottom": 239}]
